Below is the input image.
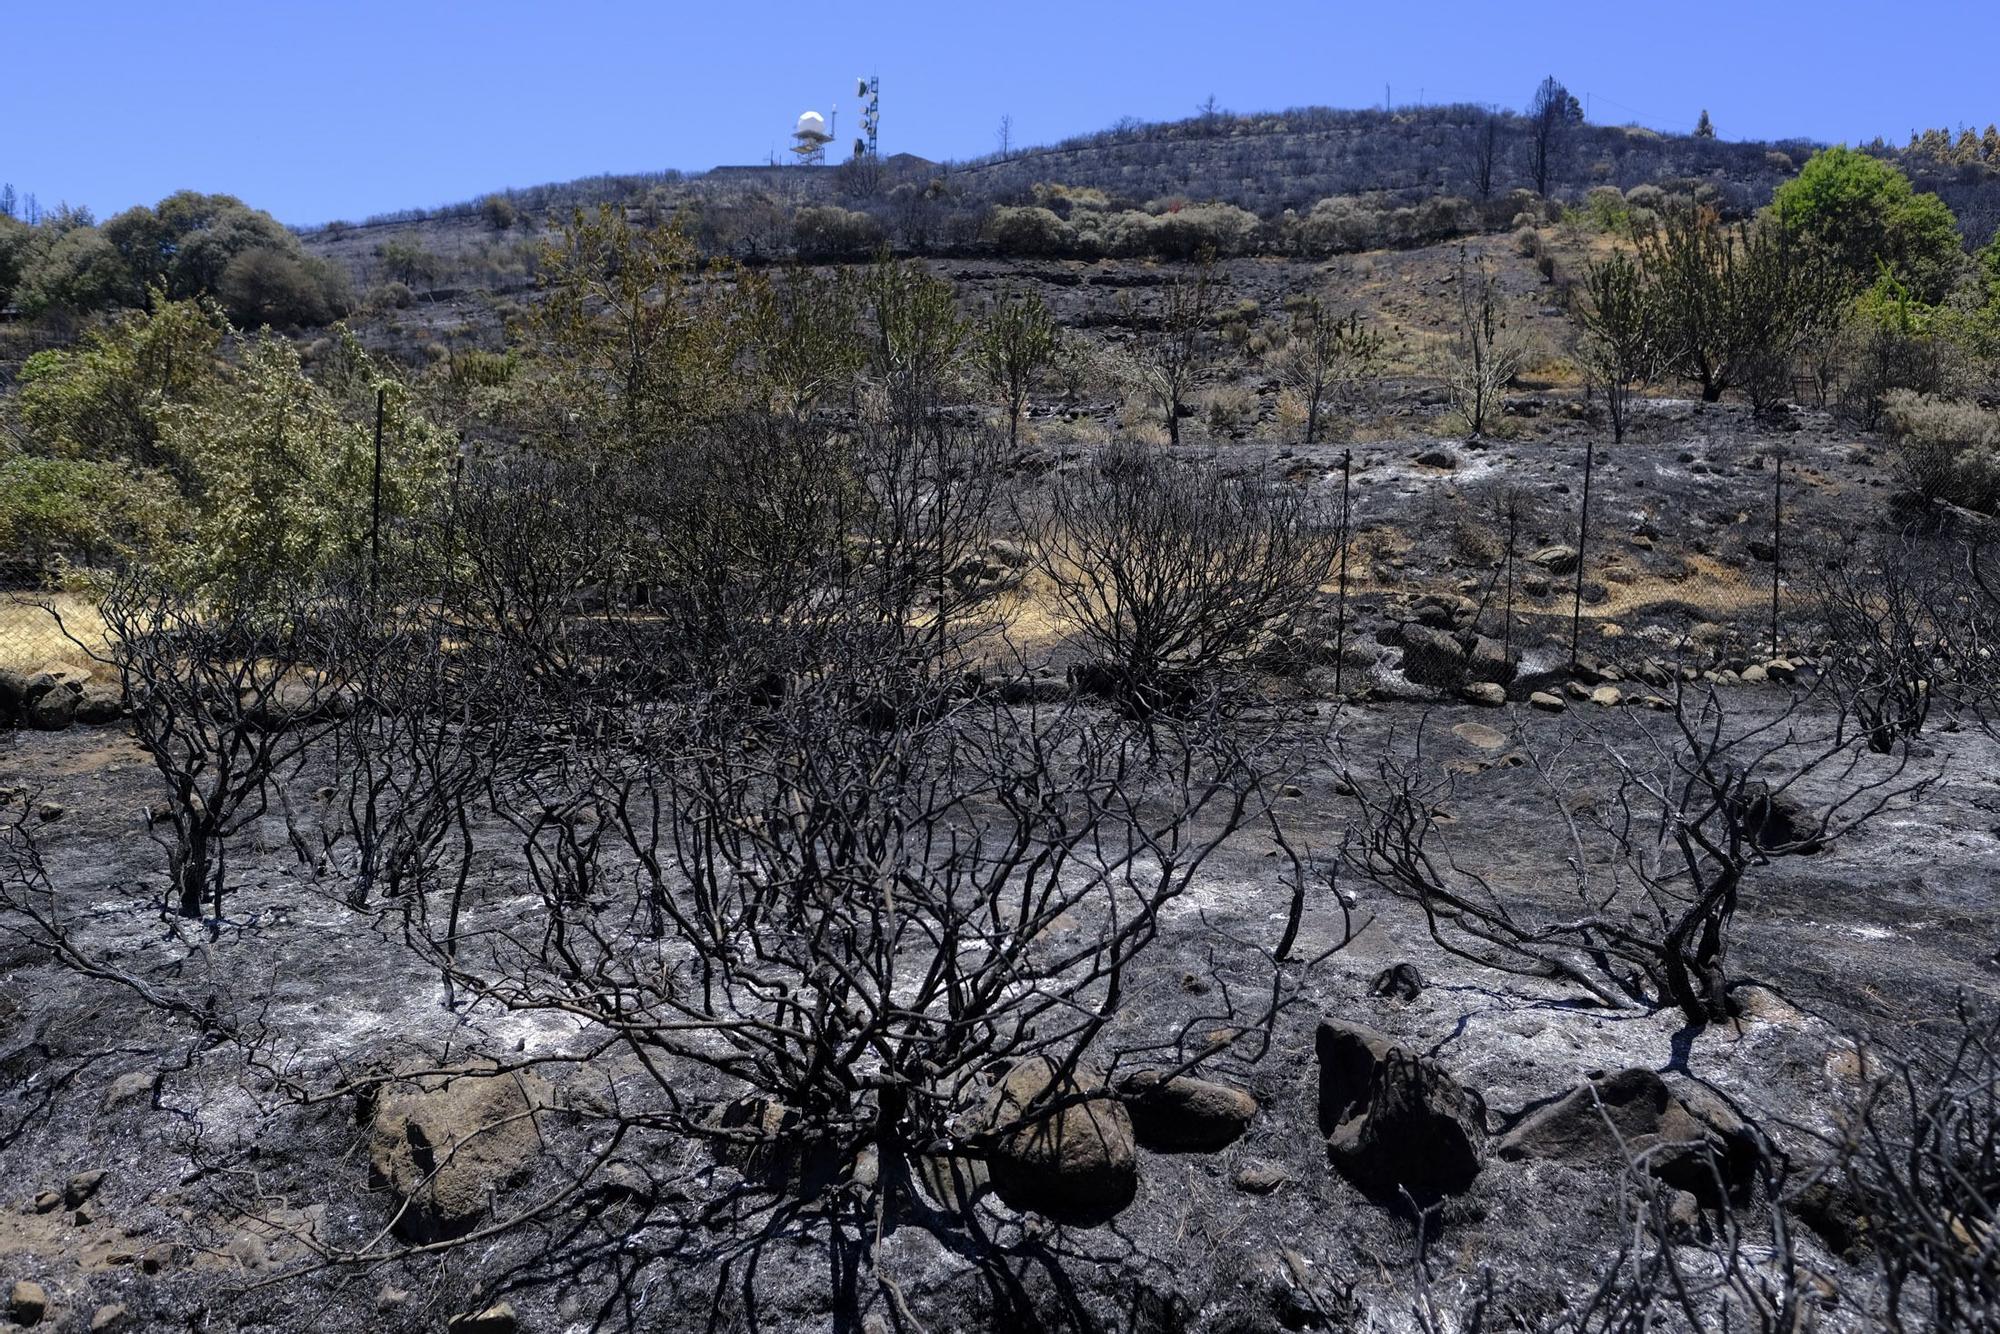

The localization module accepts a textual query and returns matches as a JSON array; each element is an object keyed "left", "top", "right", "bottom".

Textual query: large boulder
[
  {"left": 75, "top": 683, "right": 125, "bottom": 725},
  {"left": 1730, "top": 780, "right": 1825, "bottom": 855},
  {"left": 1316, "top": 1019, "right": 1485, "bottom": 1199},
  {"left": 1464, "top": 634, "right": 1520, "bottom": 686},
  {"left": 20, "top": 668, "right": 86, "bottom": 731},
  {"left": 1116, "top": 1069, "right": 1257, "bottom": 1152},
  {"left": 981, "top": 1057, "right": 1136, "bottom": 1220},
  {"left": 1495, "top": 1068, "right": 1760, "bottom": 1202},
  {"left": 1398, "top": 626, "right": 1469, "bottom": 690},
  {"left": 367, "top": 1066, "right": 556, "bottom": 1243},
  {"left": 0, "top": 668, "right": 30, "bottom": 726},
  {"left": 703, "top": 1095, "right": 842, "bottom": 1197}
]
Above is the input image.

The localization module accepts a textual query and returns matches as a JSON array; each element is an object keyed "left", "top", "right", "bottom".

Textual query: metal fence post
[
  {"left": 1333, "top": 448, "right": 1353, "bottom": 697},
  {"left": 1569, "top": 441, "right": 1596, "bottom": 674},
  {"left": 368, "top": 386, "right": 386, "bottom": 617},
  {"left": 1770, "top": 446, "right": 1784, "bottom": 657}
]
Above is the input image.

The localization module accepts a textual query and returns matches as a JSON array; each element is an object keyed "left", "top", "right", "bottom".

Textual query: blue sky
[{"left": 9, "top": 1, "right": 1999, "bottom": 226}]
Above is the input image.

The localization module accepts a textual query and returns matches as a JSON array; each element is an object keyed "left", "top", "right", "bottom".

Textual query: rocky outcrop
[
  {"left": 1495, "top": 1068, "right": 1761, "bottom": 1202},
  {"left": 981, "top": 1057, "right": 1136, "bottom": 1220},
  {"left": 1315, "top": 1019, "right": 1486, "bottom": 1199},
  {"left": 367, "top": 1065, "right": 555, "bottom": 1243},
  {"left": 1116, "top": 1069, "right": 1257, "bottom": 1152},
  {"left": 1398, "top": 626, "right": 1469, "bottom": 690}
]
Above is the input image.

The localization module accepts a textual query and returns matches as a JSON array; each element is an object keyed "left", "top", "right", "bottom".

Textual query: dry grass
[{"left": 0, "top": 593, "right": 105, "bottom": 674}]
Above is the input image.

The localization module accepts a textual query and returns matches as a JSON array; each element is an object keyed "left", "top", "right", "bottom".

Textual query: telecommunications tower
[{"left": 853, "top": 75, "right": 879, "bottom": 161}]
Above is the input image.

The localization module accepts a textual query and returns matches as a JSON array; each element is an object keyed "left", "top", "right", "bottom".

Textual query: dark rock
[
  {"left": 22, "top": 674, "right": 81, "bottom": 731},
  {"left": 985, "top": 674, "right": 1072, "bottom": 706},
  {"left": 1495, "top": 1068, "right": 1760, "bottom": 1202},
  {"left": 703, "top": 1096, "right": 842, "bottom": 1197},
  {"left": 1369, "top": 964, "right": 1425, "bottom": 1001},
  {"left": 0, "top": 669, "right": 31, "bottom": 726},
  {"left": 75, "top": 684, "right": 124, "bottom": 724},
  {"left": 1398, "top": 626, "right": 1468, "bottom": 690},
  {"left": 1116, "top": 1070, "right": 1256, "bottom": 1152},
  {"left": 1531, "top": 545, "right": 1579, "bottom": 575},
  {"left": 981, "top": 1057, "right": 1136, "bottom": 1221},
  {"left": 1326, "top": 1049, "right": 1487, "bottom": 1200},
  {"left": 11, "top": 1280, "right": 47, "bottom": 1327},
  {"left": 1795, "top": 1176, "right": 1873, "bottom": 1262},
  {"left": 987, "top": 538, "right": 1031, "bottom": 569},
  {"left": 367, "top": 1066, "right": 555, "bottom": 1243},
  {"left": 1464, "top": 634, "right": 1521, "bottom": 686},
  {"left": 447, "top": 1303, "right": 518, "bottom": 1334},
  {"left": 1731, "top": 780, "right": 1824, "bottom": 854},
  {"left": 64, "top": 1168, "right": 108, "bottom": 1209},
  {"left": 1414, "top": 448, "right": 1456, "bottom": 469},
  {"left": 1232, "top": 1161, "right": 1290, "bottom": 1194},
  {"left": 101, "top": 1071, "right": 157, "bottom": 1113},
  {"left": 1315, "top": 1019, "right": 1397, "bottom": 1131},
  {"left": 1316, "top": 1018, "right": 1486, "bottom": 1198}
]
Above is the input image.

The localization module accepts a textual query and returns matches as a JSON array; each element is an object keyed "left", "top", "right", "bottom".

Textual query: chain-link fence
[
  {"left": 1314, "top": 430, "right": 1913, "bottom": 697},
  {"left": 0, "top": 429, "right": 1978, "bottom": 708},
  {"left": 0, "top": 564, "right": 99, "bottom": 678}
]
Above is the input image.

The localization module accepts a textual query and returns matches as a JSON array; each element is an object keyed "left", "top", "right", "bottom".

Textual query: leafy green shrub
[
  {"left": 14, "top": 227, "right": 137, "bottom": 317},
  {"left": 1881, "top": 390, "right": 2000, "bottom": 513},
  {"left": 0, "top": 452, "right": 179, "bottom": 571},
  {"left": 790, "top": 206, "right": 885, "bottom": 262},
  {"left": 481, "top": 195, "right": 518, "bottom": 231},
  {"left": 216, "top": 248, "right": 350, "bottom": 327},
  {"left": 1839, "top": 281, "right": 1970, "bottom": 427},
  {"left": 376, "top": 239, "right": 445, "bottom": 287},
  {"left": 984, "top": 205, "right": 1075, "bottom": 257},
  {"left": 1147, "top": 202, "right": 1261, "bottom": 259}
]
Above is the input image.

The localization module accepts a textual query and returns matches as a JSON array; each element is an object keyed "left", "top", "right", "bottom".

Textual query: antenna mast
[{"left": 854, "top": 75, "right": 880, "bottom": 160}]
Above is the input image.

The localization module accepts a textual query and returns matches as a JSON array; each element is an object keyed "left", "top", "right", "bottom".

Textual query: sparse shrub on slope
[
  {"left": 790, "top": 205, "right": 885, "bottom": 262},
  {"left": 984, "top": 205, "right": 1075, "bottom": 257},
  {"left": 1881, "top": 390, "right": 2000, "bottom": 514}
]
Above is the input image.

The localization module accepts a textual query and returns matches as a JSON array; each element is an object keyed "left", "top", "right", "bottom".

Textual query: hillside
[{"left": 296, "top": 101, "right": 2000, "bottom": 307}]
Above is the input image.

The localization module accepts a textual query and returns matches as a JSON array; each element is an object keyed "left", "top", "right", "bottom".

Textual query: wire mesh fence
[
  {"left": 0, "top": 564, "right": 99, "bottom": 677},
  {"left": 0, "top": 430, "right": 1980, "bottom": 713}
]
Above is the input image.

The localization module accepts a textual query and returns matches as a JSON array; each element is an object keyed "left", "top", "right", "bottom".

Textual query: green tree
[
  {"left": 975, "top": 287, "right": 1061, "bottom": 447},
  {"left": 0, "top": 214, "right": 30, "bottom": 308},
  {"left": 1695, "top": 109, "right": 1716, "bottom": 140},
  {"left": 481, "top": 195, "right": 518, "bottom": 231},
  {"left": 0, "top": 451, "right": 179, "bottom": 571},
  {"left": 216, "top": 247, "right": 349, "bottom": 328},
  {"left": 14, "top": 226, "right": 138, "bottom": 317},
  {"left": 1278, "top": 296, "right": 1385, "bottom": 443},
  {"left": 528, "top": 207, "right": 749, "bottom": 457},
  {"left": 863, "top": 255, "right": 968, "bottom": 435},
  {"left": 17, "top": 292, "right": 229, "bottom": 475},
  {"left": 1639, "top": 206, "right": 1744, "bottom": 402},
  {"left": 1131, "top": 256, "right": 1221, "bottom": 446},
  {"left": 743, "top": 266, "right": 866, "bottom": 419},
  {"left": 1574, "top": 251, "right": 1659, "bottom": 442},
  {"left": 159, "top": 334, "right": 446, "bottom": 584},
  {"left": 1770, "top": 147, "right": 1965, "bottom": 303}
]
